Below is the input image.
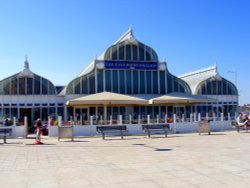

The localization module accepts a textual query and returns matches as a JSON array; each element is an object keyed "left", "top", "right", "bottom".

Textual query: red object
[{"left": 33, "top": 141, "right": 44, "bottom": 145}]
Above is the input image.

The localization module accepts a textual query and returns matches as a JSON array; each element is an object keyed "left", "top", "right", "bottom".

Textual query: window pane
[
  {"left": 82, "top": 76, "right": 88, "bottom": 94},
  {"left": 105, "top": 70, "right": 111, "bottom": 92},
  {"left": 74, "top": 77, "right": 80, "bottom": 94},
  {"left": 133, "top": 70, "right": 139, "bottom": 94},
  {"left": 97, "top": 70, "right": 104, "bottom": 93},
  {"left": 41, "top": 78, "right": 48, "bottom": 95},
  {"left": 27, "top": 77, "right": 33, "bottom": 94},
  {"left": 49, "top": 82, "right": 56, "bottom": 94},
  {"left": 113, "top": 70, "right": 118, "bottom": 93},
  {"left": 126, "top": 45, "right": 131, "bottom": 60},
  {"left": 119, "top": 70, "right": 125, "bottom": 94},
  {"left": 42, "top": 108, "right": 48, "bottom": 121},
  {"left": 145, "top": 47, "right": 151, "bottom": 61},
  {"left": 126, "top": 70, "right": 132, "bottom": 94},
  {"left": 140, "top": 71, "right": 145, "bottom": 94},
  {"left": 89, "top": 72, "right": 95, "bottom": 94},
  {"left": 160, "top": 71, "right": 165, "bottom": 94},
  {"left": 34, "top": 75, "right": 41, "bottom": 95},
  {"left": 139, "top": 44, "right": 145, "bottom": 61},
  {"left": 119, "top": 45, "right": 124, "bottom": 60},
  {"left": 19, "top": 77, "right": 25, "bottom": 95},
  {"left": 153, "top": 71, "right": 158, "bottom": 94},
  {"left": 146, "top": 71, "right": 152, "bottom": 94},
  {"left": 132, "top": 45, "right": 138, "bottom": 61},
  {"left": 111, "top": 46, "right": 118, "bottom": 60},
  {"left": 11, "top": 77, "right": 17, "bottom": 95}
]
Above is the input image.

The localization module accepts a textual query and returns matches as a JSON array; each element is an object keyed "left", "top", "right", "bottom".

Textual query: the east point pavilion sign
[{"left": 104, "top": 61, "right": 158, "bottom": 70}]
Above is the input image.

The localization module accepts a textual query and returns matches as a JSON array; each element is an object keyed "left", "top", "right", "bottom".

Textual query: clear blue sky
[{"left": 0, "top": 0, "right": 249, "bottom": 104}]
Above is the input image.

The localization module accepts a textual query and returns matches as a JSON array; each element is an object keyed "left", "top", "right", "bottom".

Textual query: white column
[
  {"left": 90, "top": 116, "right": 93, "bottom": 125},
  {"left": 110, "top": 115, "right": 112, "bottom": 125},
  {"left": 228, "top": 112, "right": 230, "bottom": 121},
  {"left": 58, "top": 116, "right": 62, "bottom": 126},
  {"left": 13, "top": 117, "right": 16, "bottom": 126},
  {"left": 182, "top": 114, "right": 185, "bottom": 122},
  {"left": 194, "top": 113, "right": 197, "bottom": 122},
  {"left": 156, "top": 115, "right": 159, "bottom": 124},
  {"left": 24, "top": 116, "right": 28, "bottom": 138},
  {"left": 173, "top": 114, "right": 176, "bottom": 123},
  {"left": 165, "top": 114, "right": 168, "bottom": 124},
  {"left": 220, "top": 113, "right": 224, "bottom": 122},
  {"left": 206, "top": 113, "right": 209, "bottom": 120},
  {"left": 118, "top": 115, "right": 122, "bottom": 125},
  {"left": 190, "top": 113, "right": 193, "bottom": 122},
  {"left": 24, "top": 116, "right": 28, "bottom": 126},
  {"left": 173, "top": 114, "right": 177, "bottom": 133},
  {"left": 129, "top": 115, "right": 132, "bottom": 124},
  {"left": 198, "top": 113, "right": 201, "bottom": 121},
  {"left": 100, "top": 116, "right": 103, "bottom": 125},
  {"left": 138, "top": 115, "right": 141, "bottom": 124},
  {"left": 213, "top": 112, "right": 216, "bottom": 121},
  {"left": 70, "top": 116, "right": 73, "bottom": 125},
  {"left": 147, "top": 115, "right": 150, "bottom": 124},
  {"left": 48, "top": 116, "right": 51, "bottom": 126}
]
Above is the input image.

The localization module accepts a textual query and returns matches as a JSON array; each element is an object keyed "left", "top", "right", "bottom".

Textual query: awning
[
  {"left": 149, "top": 92, "right": 217, "bottom": 105},
  {"left": 66, "top": 91, "right": 148, "bottom": 106}
]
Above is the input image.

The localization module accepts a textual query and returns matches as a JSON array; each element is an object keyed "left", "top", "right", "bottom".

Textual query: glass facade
[
  {"left": 66, "top": 69, "right": 191, "bottom": 95},
  {"left": 0, "top": 74, "right": 56, "bottom": 95},
  {"left": 196, "top": 78, "right": 238, "bottom": 95}
]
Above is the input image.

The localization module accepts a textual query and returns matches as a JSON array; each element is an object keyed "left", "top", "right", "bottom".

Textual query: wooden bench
[
  {"left": 96, "top": 125, "right": 127, "bottom": 140},
  {"left": 0, "top": 127, "right": 13, "bottom": 144},
  {"left": 231, "top": 120, "right": 249, "bottom": 132},
  {"left": 142, "top": 124, "right": 170, "bottom": 138}
]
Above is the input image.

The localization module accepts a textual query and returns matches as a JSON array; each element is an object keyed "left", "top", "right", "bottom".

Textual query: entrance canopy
[
  {"left": 149, "top": 92, "right": 217, "bottom": 105},
  {"left": 66, "top": 91, "right": 148, "bottom": 106}
]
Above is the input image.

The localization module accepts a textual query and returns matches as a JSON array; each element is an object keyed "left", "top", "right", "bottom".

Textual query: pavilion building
[{"left": 0, "top": 29, "right": 238, "bottom": 130}]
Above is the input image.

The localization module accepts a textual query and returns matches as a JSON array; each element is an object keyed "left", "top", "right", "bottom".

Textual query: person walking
[{"left": 34, "top": 118, "right": 44, "bottom": 145}]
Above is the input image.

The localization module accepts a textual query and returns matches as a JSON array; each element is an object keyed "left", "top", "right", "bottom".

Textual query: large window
[
  {"left": 196, "top": 78, "right": 238, "bottom": 95},
  {"left": 112, "top": 70, "right": 118, "bottom": 93},
  {"left": 0, "top": 73, "right": 56, "bottom": 95},
  {"left": 104, "top": 41, "right": 158, "bottom": 62},
  {"left": 105, "top": 70, "right": 111, "bottom": 92},
  {"left": 97, "top": 70, "right": 104, "bottom": 93},
  {"left": 133, "top": 70, "right": 139, "bottom": 94},
  {"left": 140, "top": 71, "right": 145, "bottom": 94}
]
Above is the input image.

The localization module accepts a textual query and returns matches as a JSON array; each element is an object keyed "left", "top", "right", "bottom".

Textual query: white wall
[{"left": 47, "top": 120, "right": 234, "bottom": 137}]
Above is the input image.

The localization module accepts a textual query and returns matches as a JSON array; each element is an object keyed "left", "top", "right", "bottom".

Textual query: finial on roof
[
  {"left": 19, "top": 56, "right": 34, "bottom": 78},
  {"left": 24, "top": 55, "right": 29, "bottom": 69},
  {"left": 114, "top": 27, "right": 137, "bottom": 44}
]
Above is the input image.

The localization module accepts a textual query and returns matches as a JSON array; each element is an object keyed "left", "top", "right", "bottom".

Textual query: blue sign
[{"left": 104, "top": 61, "right": 158, "bottom": 70}]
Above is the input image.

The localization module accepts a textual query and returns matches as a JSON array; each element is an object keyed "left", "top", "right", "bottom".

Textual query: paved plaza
[{"left": 0, "top": 131, "right": 250, "bottom": 188}]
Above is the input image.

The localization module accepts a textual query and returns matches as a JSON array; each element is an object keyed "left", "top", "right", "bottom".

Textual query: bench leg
[
  {"left": 121, "top": 131, "right": 124, "bottom": 139},
  {"left": 147, "top": 131, "right": 151, "bottom": 138},
  {"left": 102, "top": 132, "right": 105, "bottom": 140},
  {"left": 237, "top": 126, "right": 240, "bottom": 133},
  {"left": 4, "top": 136, "right": 6, "bottom": 144},
  {"left": 164, "top": 130, "right": 168, "bottom": 137}
]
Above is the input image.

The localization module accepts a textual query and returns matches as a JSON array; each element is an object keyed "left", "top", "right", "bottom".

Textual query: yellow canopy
[
  {"left": 66, "top": 91, "right": 148, "bottom": 106},
  {"left": 149, "top": 92, "right": 217, "bottom": 105}
]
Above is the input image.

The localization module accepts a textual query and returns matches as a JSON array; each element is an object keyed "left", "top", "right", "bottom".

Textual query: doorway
[{"left": 20, "top": 108, "right": 33, "bottom": 133}]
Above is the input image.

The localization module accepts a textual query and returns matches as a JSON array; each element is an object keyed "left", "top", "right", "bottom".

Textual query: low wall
[{"left": 48, "top": 120, "right": 234, "bottom": 137}]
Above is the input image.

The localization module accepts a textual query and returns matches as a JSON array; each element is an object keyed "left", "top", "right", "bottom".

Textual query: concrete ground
[{"left": 0, "top": 131, "right": 250, "bottom": 188}]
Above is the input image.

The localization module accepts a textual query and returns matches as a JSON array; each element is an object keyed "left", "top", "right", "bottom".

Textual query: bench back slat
[
  {"left": 142, "top": 124, "right": 170, "bottom": 130},
  {"left": 0, "top": 128, "right": 12, "bottom": 135},
  {"left": 96, "top": 126, "right": 127, "bottom": 132}
]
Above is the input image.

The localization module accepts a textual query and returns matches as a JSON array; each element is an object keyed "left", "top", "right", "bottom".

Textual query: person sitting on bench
[{"left": 237, "top": 113, "right": 249, "bottom": 129}]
